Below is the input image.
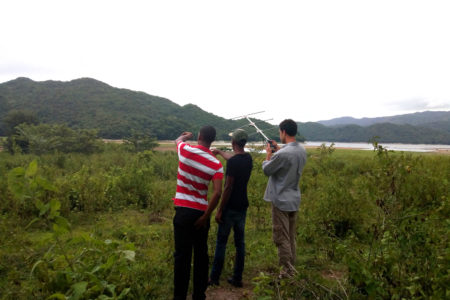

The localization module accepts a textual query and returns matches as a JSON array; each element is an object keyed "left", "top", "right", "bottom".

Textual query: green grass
[{"left": 0, "top": 145, "right": 449, "bottom": 299}]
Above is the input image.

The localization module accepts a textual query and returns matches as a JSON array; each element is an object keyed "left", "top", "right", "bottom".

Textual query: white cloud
[{"left": 1, "top": 0, "right": 449, "bottom": 123}]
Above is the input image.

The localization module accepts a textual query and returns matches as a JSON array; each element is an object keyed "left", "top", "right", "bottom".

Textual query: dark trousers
[
  {"left": 173, "top": 207, "right": 210, "bottom": 300},
  {"left": 210, "top": 209, "right": 247, "bottom": 282}
]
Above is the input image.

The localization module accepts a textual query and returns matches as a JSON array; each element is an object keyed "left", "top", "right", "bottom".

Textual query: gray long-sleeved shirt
[{"left": 262, "top": 142, "right": 307, "bottom": 211}]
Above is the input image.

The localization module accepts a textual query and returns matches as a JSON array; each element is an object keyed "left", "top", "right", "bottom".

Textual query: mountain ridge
[
  {"left": 0, "top": 77, "right": 278, "bottom": 140},
  {"left": 1, "top": 77, "right": 449, "bottom": 144},
  {"left": 298, "top": 121, "right": 450, "bottom": 144},
  {"left": 318, "top": 111, "right": 450, "bottom": 128}
]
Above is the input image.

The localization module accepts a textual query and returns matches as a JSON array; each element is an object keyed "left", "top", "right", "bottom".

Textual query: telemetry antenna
[{"left": 231, "top": 111, "right": 276, "bottom": 152}]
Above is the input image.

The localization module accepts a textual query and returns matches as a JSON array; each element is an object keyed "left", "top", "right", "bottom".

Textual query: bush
[
  {"left": 0, "top": 145, "right": 448, "bottom": 299},
  {"left": 3, "top": 123, "right": 104, "bottom": 154}
]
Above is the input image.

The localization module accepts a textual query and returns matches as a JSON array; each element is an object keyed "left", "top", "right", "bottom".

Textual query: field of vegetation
[{"left": 0, "top": 142, "right": 449, "bottom": 299}]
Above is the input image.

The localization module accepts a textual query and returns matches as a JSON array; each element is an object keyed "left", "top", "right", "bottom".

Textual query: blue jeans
[{"left": 210, "top": 209, "right": 247, "bottom": 282}]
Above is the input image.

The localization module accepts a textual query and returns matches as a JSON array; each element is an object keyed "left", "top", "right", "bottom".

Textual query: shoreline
[
  {"left": 155, "top": 140, "right": 450, "bottom": 154},
  {"left": 2, "top": 139, "right": 445, "bottom": 154}
]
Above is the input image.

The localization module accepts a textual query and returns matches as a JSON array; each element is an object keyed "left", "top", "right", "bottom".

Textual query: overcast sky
[{"left": 1, "top": 0, "right": 450, "bottom": 123}]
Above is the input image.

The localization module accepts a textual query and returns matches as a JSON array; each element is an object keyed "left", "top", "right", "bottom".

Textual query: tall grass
[{"left": 0, "top": 145, "right": 448, "bottom": 299}]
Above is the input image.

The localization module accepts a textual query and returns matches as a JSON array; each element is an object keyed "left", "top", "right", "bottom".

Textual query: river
[
  {"left": 213, "top": 141, "right": 450, "bottom": 153},
  {"left": 303, "top": 141, "right": 450, "bottom": 153}
]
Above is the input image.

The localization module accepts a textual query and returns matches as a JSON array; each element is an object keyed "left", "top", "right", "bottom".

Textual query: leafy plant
[{"left": 7, "top": 160, "right": 135, "bottom": 299}]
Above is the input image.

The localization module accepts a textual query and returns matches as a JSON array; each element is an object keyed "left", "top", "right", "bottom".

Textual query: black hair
[
  {"left": 279, "top": 119, "right": 297, "bottom": 136},
  {"left": 199, "top": 125, "right": 216, "bottom": 144},
  {"left": 234, "top": 139, "right": 247, "bottom": 148}
]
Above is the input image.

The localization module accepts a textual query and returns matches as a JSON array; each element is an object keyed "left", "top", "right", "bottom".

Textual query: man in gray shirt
[{"left": 262, "top": 119, "right": 307, "bottom": 277}]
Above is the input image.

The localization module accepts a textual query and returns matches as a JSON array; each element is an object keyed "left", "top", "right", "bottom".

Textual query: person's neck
[
  {"left": 198, "top": 141, "right": 211, "bottom": 149},
  {"left": 233, "top": 147, "right": 245, "bottom": 155},
  {"left": 284, "top": 136, "right": 296, "bottom": 144}
]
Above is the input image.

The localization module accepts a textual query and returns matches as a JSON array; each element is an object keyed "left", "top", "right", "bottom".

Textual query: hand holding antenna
[
  {"left": 266, "top": 140, "right": 279, "bottom": 159},
  {"left": 230, "top": 111, "right": 278, "bottom": 154}
]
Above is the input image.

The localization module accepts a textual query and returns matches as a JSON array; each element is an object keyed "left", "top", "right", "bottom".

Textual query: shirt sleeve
[
  {"left": 177, "top": 141, "right": 185, "bottom": 152},
  {"left": 262, "top": 152, "right": 285, "bottom": 176},
  {"left": 177, "top": 141, "right": 189, "bottom": 160},
  {"left": 212, "top": 164, "right": 224, "bottom": 180}
]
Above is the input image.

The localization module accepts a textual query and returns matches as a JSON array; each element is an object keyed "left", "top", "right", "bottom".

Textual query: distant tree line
[
  {"left": 1, "top": 110, "right": 158, "bottom": 155},
  {"left": 0, "top": 78, "right": 284, "bottom": 142},
  {"left": 7, "top": 77, "right": 449, "bottom": 144},
  {"left": 298, "top": 122, "right": 450, "bottom": 144}
]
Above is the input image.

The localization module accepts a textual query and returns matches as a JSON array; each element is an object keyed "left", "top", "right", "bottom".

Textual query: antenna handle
[{"left": 267, "top": 140, "right": 276, "bottom": 153}]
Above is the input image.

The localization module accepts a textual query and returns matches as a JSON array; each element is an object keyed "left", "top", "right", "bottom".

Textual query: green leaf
[
  {"left": 26, "top": 159, "right": 38, "bottom": 177},
  {"left": 52, "top": 216, "right": 71, "bottom": 236},
  {"left": 54, "top": 216, "right": 71, "bottom": 231},
  {"left": 30, "top": 260, "right": 44, "bottom": 278},
  {"left": 49, "top": 199, "right": 61, "bottom": 218},
  {"left": 26, "top": 217, "right": 41, "bottom": 229},
  {"left": 103, "top": 254, "right": 116, "bottom": 270},
  {"left": 68, "top": 281, "right": 88, "bottom": 300},
  {"left": 90, "top": 265, "right": 102, "bottom": 274},
  {"left": 7, "top": 167, "right": 26, "bottom": 201},
  {"left": 118, "top": 288, "right": 131, "bottom": 300},
  {"left": 106, "top": 284, "right": 116, "bottom": 296},
  {"left": 37, "top": 200, "right": 50, "bottom": 217},
  {"left": 36, "top": 176, "right": 58, "bottom": 192},
  {"left": 8, "top": 166, "right": 25, "bottom": 178},
  {"left": 35, "top": 199, "right": 44, "bottom": 210},
  {"left": 46, "top": 293, "right": 67, "bottom": 300}
]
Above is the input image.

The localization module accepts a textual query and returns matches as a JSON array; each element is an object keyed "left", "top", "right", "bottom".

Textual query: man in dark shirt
[{"left": 209, "top": 129, "right": 253, "bottom": 287}]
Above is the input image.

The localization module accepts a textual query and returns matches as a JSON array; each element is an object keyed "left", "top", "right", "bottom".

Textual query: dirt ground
[{"left": 205, "top": 283, "right": 254, "bottom": 300}]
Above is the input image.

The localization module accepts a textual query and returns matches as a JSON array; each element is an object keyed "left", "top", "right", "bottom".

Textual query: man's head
[
  {"left": 198, "top": 125, "right": 216, "bottom": 147},
  {"left": 231, "top": 129, "right": 248, "bottom": 149},
  {"left": 279, "top": 119, "right": 297, "bottom": 143}
]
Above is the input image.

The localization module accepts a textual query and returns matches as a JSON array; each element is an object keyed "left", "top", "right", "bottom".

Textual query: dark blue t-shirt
[{"left": 225, "top": 153, "right": 253, "bottom": 211}]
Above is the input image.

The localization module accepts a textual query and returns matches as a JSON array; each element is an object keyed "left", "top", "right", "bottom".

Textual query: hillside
[
  {"left": 318, "top": 111, "right": 450, "bottom": 132},
  {"left": 0, "top": 77, "right": 278, "bottom": 140},
  {"left": 299, "top": 121, "right": 450, "bottom": 144},
  {"left": 2, "top": 77, "right": 449, "bottom": 144}
]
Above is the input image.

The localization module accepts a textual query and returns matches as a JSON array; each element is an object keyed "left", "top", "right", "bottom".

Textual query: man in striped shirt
[{"left": 173, "top": 126, "right": 223, "bottom": 300}]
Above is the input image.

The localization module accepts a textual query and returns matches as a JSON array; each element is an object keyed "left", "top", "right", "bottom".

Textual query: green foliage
[
  {"left": 7, "top": 159, "right": 57, "bottom": 216},
  {"left": 0, "top": 77, "right": 277, "bottom": 141},
  {"left": 3, "top": 123, "right": 103, "bottom": 155},
  {"left": 1, "top": 109, "right": 39, "bottom": 135},
  {"left": 319, "top": 110, "right": 450, "bottom": 129},
  {"left": 338, "top": 144, "right": 450, "bottom": 299},
  {"left": 0, "top": 146, "right": 448, "bottom": 299},
  {"left": 300, "top": 144, "right": 449, "bottom": 299},
  {"left": 299, "top": 121, "right": 450, "bottom": 144},
  {"left": 5, "top": 160, "right": 135, "bottom": 300},
  {"left": 122, "top": 131, "right": 158, "bottom": 152},
  {"left": 104, "top": 151, "right": 176, "bottom": 211}
]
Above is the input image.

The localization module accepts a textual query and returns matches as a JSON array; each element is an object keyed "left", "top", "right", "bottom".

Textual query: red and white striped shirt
[{"left": 173, "top": 141, "right": 224, "bottom": 211}]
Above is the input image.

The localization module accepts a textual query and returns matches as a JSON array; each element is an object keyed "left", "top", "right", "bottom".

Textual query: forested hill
[
  {"left": 298, "top": 121, "right": 450, "bottom": 144},
  {"left": 0, "top": 77, "right": 278, "bottom": 140},
  {"left": 310, "top": 110, "right": 450, "bottom": 144},
  {"left": 2, "top": 77, "right": 449, "bottom": 144},
  {"left": 318, "top": 111, "right": 450, "bottom": 128}
]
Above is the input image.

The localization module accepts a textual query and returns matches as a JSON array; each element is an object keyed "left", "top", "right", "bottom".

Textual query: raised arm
[
  {"left": 262, "top": 152, "right": 285, "bottom": 176},
  {"left": 175, "top": 132, "right": 193, "bottom": 145},
  {"left": 265, "top": 140, "right": 280, "bottom": 161},
  {"left": 212, "top": 149, "right": 234, "bottom": 161}
]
